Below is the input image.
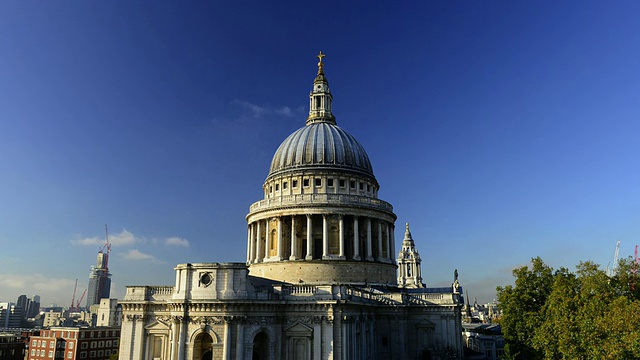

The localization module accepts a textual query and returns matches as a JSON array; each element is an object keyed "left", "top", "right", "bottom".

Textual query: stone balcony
[
  {"left": 122, "top": 286, "right": 175, "bottom": 302},
  {"left": 249, "top": 193, "right": 393, "bottom": 213}
]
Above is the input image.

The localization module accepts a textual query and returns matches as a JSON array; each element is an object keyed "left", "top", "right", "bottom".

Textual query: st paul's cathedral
[{"left": 119, "top": 53, "right": 464, "bottom": 360}]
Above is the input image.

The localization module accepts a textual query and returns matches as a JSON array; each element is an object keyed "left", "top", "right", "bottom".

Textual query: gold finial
[
  {"left": 316, "top": 51, "right": 326, "bottom": 75},
  {"left": 406, "top": 222, "right": 410, "bottom": 231}
]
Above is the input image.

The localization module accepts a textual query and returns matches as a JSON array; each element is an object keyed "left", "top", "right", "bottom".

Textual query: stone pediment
[
  {"left": 415, "top": 319, "right": 436, "bottom": 329},
  {"left": 145, "top": 319, "right": 170, "bottom": 331},
  {"left": 285, "top": 322, "right": 313, "bottom": 337}
]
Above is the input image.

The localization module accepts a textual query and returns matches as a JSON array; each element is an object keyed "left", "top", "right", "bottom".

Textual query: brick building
[{"left": 27, "top": 327, "right": 119, "bottom": 360}]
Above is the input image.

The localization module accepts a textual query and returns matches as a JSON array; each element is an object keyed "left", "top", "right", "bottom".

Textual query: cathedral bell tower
[
  {"left": 306, "top": 51, "right": 335, "bottom": 125},
  {"left": 397, "top": 223, "right": 424, "bottom": 288}
]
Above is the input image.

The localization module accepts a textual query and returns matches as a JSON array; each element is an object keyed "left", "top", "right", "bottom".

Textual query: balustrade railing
[{"left": 249, "top": 194, "right": 393, "bottom": 212}]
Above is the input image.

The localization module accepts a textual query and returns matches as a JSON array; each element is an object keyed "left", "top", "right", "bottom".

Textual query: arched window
[
  {"left": 193, "top": 333, "right": 213, "bottom": 360},
  {"left": 253, "top": 332, "right": 269, "bottom": 360}
]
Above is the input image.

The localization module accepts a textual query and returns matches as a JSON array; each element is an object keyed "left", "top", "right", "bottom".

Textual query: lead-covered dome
[{"left": 268, "top": 123, "right": 374, "bottom": 178}]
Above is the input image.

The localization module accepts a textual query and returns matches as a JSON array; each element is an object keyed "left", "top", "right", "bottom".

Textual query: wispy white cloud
[
  {"left": 0, "top": 274, "right": 76, "bottom": 295},
  {"left": 231, "top": 99, "right": 301, "bottom": 119},
  {"left": 165, "top": 237, "right": 189, "bottom": 247},
  {"left": 123, "top": 249, "right": 158, "bottom": 261},
  {"left": 71, "top": 229, "right": 137, "bottom": 246}
]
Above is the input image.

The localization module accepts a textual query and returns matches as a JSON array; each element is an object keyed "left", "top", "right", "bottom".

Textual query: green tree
[
  {"left": 498, "top": 257, "right": 640, "bottom": 360},
  {"left": 496, "top": 257, "right": 553, "bottom": 360}
]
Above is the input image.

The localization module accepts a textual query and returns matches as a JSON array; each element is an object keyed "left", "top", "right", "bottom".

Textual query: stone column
[
  {"left": 249, "top": 224, "right": 256, "bottom": 263},
  {"left": 306, "top": 215, "right": 313, "bottom": 260},
  {"left": 265, "top": 219, "right": 270, "bottom": 259},
  {"left": 236, "top": 321, "right": 244, "bottom": 360},
  {"left": 338, "top": 215, "right": 345, "bottom": 259},
  {"left": 353, "top": 217, "right": 360, "bottom": 260},
  {"left": 385, "top": 223, "right": 391, "bottom": 263},
  {"left": 390, "top": 224, "right": 396, "bottom": 261},
  {"left": 256, "top": 221, "right": 263, "bottom": 263},
  {"left": 222, "top": 319, "right": 231, "bottom": 360},
  {"left": 277, "top": 217, "right": 283, "bottom": 260},
  {"left": 290, "top": 216, "right": 297, "bottom": 260},
  {"left": 177, "top": 318, "right": 185, "bottom": 360},
  {"left": 246, "top": 225, "right": 251, "bottom": 263},
  {"left": 366, "top": 218, "right": 373, "bottom": 261},
  {"left": 377, "top": 221, "right": 383, "bottom": 260},
  {"left": 322, "top": 214, "right": 329, "bottom": 259}
]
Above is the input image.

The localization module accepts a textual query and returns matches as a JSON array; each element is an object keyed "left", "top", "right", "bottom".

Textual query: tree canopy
[{"left": 496, "top": 256, "right": 640, "bottom": 360}]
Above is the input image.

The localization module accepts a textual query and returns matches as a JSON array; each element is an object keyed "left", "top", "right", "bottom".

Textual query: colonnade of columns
[{"left": 246, "top": 214, "right": 395, "bottom": 264}]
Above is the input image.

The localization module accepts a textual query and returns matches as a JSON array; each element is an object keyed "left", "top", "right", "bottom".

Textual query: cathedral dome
[{"left": 268, "top": 122, "right": 374, "bottom": 179}]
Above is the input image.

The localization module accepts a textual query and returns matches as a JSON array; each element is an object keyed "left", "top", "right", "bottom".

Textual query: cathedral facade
[{"left": 118, "top": 54, "right": 463, "bottom": 360}]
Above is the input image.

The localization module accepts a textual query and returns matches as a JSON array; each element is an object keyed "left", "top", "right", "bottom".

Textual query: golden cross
[{"left": 317, "top": 51, "right": 326, "bottom": 74}]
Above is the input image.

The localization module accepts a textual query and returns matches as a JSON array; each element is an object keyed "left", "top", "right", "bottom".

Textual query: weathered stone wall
[{"left": 249, "top": 260, "right": 397, "bottom": 285}]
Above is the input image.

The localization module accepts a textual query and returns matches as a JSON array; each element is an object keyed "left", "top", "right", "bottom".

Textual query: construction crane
[
  {"left": 75, "top": 289, "right": 87, "bottom": 312},
  {"left": 98, "top": 224, "right": 112, "bottom": 271},
  {"left": 70, "top": 280, "right": 87, "bottom": 314},
  {"left": 606, "top": 240, "right": 621, "bottom": 277},
  {"left": 70, "top": 279, "right": 78, "bottom": 313}
]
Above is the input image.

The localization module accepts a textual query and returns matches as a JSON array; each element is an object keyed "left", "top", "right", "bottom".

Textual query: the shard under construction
[{"left": 86, "top": 226, "right": 111, "bottom": 308}]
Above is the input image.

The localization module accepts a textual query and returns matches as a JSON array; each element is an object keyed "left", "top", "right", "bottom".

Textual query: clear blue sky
[{"left": 1, "top": 1, "right": 639, "bottom": 306}]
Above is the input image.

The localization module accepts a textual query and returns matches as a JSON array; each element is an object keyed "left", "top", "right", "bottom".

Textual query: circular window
[{"left": 200, "top": 272, "right": 213, "bottom": 287}]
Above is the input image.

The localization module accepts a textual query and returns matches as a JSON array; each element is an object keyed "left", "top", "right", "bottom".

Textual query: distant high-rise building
[
  {"left": 0, "top": 303, "right": 22, "bottom": 328},
  {"left": 86, "top": 250, "right": 112, "bottom": 307},
  {"left": 26, "top": 295, "right": 40, "bottom": 318}
]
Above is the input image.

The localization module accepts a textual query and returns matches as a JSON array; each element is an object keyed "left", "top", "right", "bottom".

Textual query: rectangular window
[
  {"left": 283, "top": 182, "right": 287, "bottom": 189},
  {"left": 69, "top": 342, "right": 74, "bottom": 349},
  {"left": 350, "top": 180, "right": 356, "bottom": 189},
  {"left": 50, "top": 341, "right": 54, "bottom": 348},
  {"left": 105, "top": 341, "right": 111, "bottom": 347},
  {"left": 113, "top": 340, "right": 118, "bottom": 347},
  {"left": 99, "top": 341, "right": 104, "bottom": 348},
  {"left": 49, "top": 351, "right": 53, "bottom": 357},
  {"left": 98, "top": 350, "right": 104, "bottom": 357},
  {"left": 339, "top": 179, "right": 345, "bottom": 188},
  {"left": 327, "top": 179, "right": 334, "bottom": 187},
  {"left": 81, "top": 343, "right": 88, "bottom": 349},
  {"left": 32, "top": 340, "right": 36, "bottom": 346},
  {"left": 293, "top": 180, "right": 298, "bottom": 188},
  {"left": 31, "top": 350, "right": 35, "bottom": 356},
  {"left": 367, "top": 184, "right": 370, "bottom": 192},
  {"left": 275, "top": 184, "right": 279, "bottom": 191},
  {"left": 80, "top": 352, "right": 86, "bottom": 358},
  {"left": 359, "top": 182, "right": 364, "bottom": 190},
  {"left": 315, "top": 178, "right": 321, "bottom": 187},
  {"left": 67, "top": 351, "right": 73, "bottom": 359},
  {"left": 90, "top": 351, "right": 96, "bottom": 357},
  {"left": 303, "top": 179, "right": 309, "bottom": 187}
]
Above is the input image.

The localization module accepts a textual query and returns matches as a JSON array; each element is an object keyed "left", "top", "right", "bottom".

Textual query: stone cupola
[{"left": 245, "top": 52, "right": 398, "bottom": 286}]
